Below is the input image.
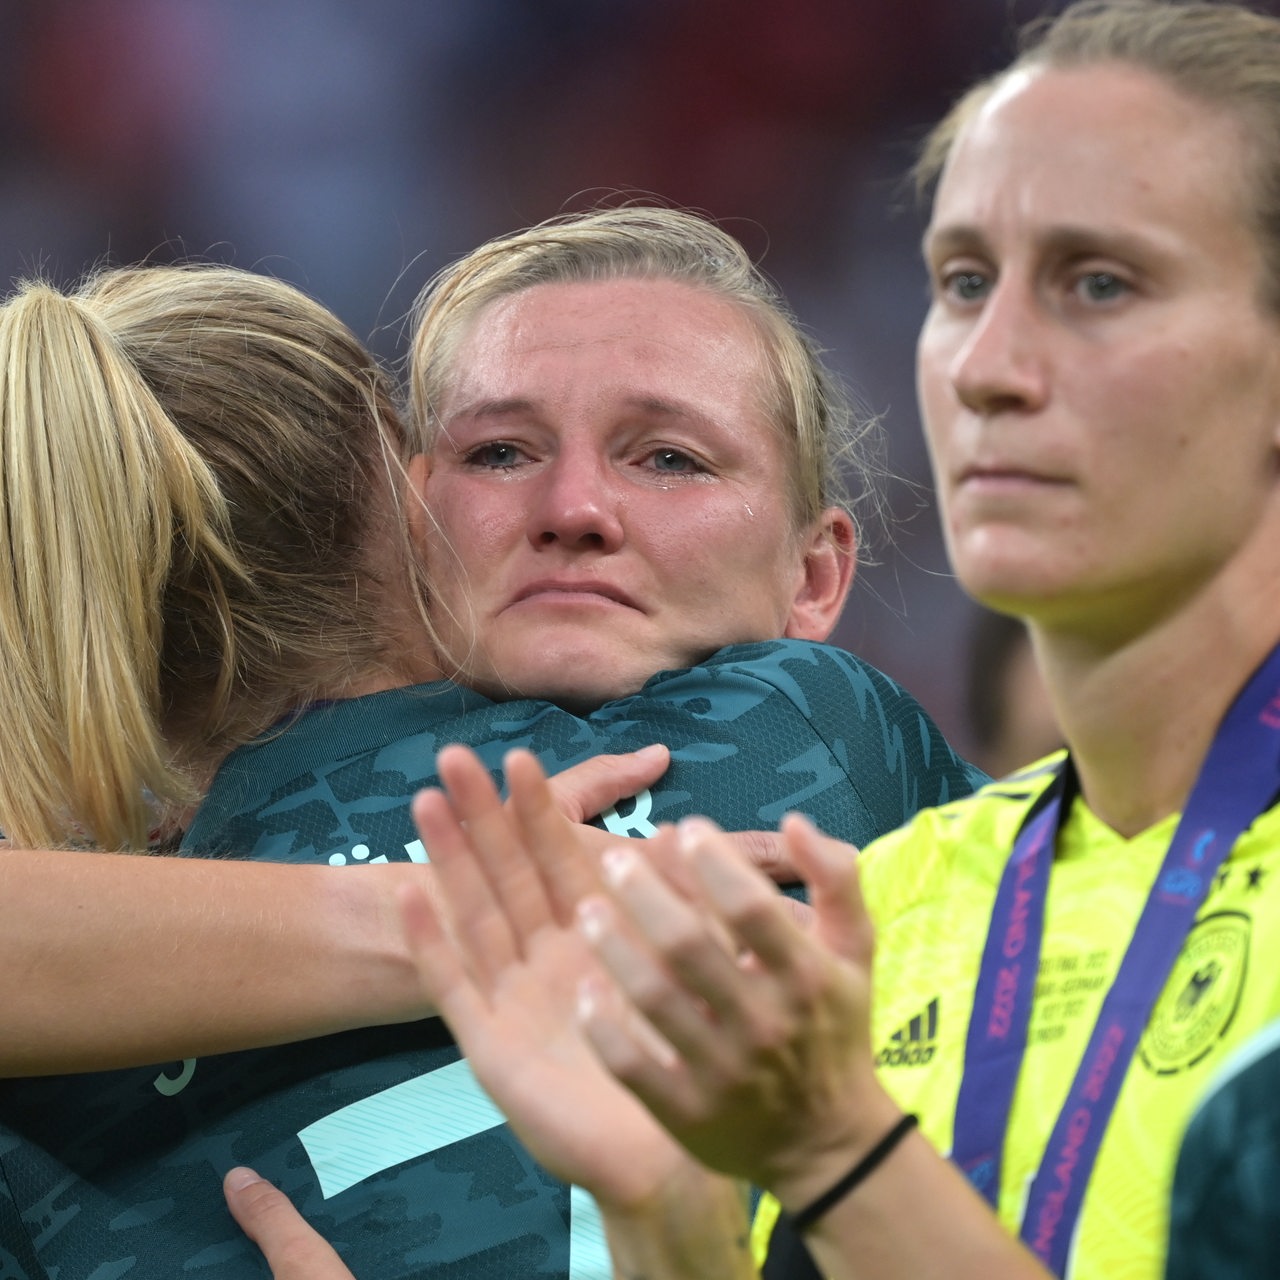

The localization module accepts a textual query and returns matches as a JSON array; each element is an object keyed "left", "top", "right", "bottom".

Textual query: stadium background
[{"left": 0, "top": 0, "right": 1163, "bottom": 751}]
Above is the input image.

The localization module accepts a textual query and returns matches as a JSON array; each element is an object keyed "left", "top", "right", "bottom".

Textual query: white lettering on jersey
[
  {"left": 298, "top": 1059, "right": 611, "bottom": 1275},
  {"left": 599, "top": 789, "right": 657, "bottom": 838},
  {"left": 153, "top": 1058, "right": 197, "bottom": 1096},
  {"left": 328, "top": 843, "right": 390, "bottom": 867}
]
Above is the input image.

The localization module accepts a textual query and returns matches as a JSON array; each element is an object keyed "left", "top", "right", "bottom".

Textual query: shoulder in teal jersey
[{"left": 1167, "top": 1017, "right": 1280, "bottom": 1280}]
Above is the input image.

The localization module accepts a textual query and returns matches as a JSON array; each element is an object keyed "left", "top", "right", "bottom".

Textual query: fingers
[
  {"left": 410, "top": 786, "right": 520, "bottom": 985},
  {"left": 651, "top": 822, "right": 830, "bottom": 1047},
  {"left": 437, "top": 745, "right": 552, "bottom": 943},
  {"left": 779, "top": 813, "right": 873, "bottom": 969},
  {"left": 780, "top": 896, "right": 816, "bottom": 930},
  {"left": 581, "top": 835, "right": 763, "bottom": 1064},
  {"left": 408, "top": 744, "right": 615, "bottom": 1003},
  {"left": 546, "top": 745, "right": 670, "bottom": 823},
  {"left": 575, "top": 964, "right": 700, "bottom": 1114},
  {"left": 669, "top": 817, "right": 871, "bottom": 1016},
  {"left": 577, "top": 820, "right": 853, "bottom": 1078},
  {"left": 505, "top": 749, "right": 600, "bottom": 923},
  {"left": 411, "top": 745, "right": 566, "bottom": 983},
  {"left": 724, "top": 829, "right": 801, "bottom": 884},
  {"left": 223, "top": 1168, "right": 353, "bottom": 1279},
  {"left": 633, "top": 820, "right": 705, "bottom": 903},
  {"left": 577, "top": 864, "right": 733, "bottom": 1061}
]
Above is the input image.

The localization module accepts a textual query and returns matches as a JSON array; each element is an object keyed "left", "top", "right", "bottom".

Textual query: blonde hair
[
  {"left": 916, "top": 0, "right": 1280, "bottom": 308},
  {"left": 0, "top": 264, "right": 420, "bottom": 850},
  {"left": 409, "top": 205, "right": 879, "bottom": 534}
]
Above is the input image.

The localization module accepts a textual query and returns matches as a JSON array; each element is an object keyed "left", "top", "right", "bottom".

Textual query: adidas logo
[{"left": 875, "top": 998, "right": 938, "bottom": 1067}]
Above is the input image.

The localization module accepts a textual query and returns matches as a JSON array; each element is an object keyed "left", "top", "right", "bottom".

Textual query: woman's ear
[
  {"left": 404, "top": 453, "right": 433, "bottom": 559},
  {"left": 784, "top": 508, "right": 857, "bottom": 642}
]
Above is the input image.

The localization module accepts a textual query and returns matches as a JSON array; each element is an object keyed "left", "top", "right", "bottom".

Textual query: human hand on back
[
  {"left": 224, "top": 1168, "right": 353, "bottom": 1279},
  {"left": 544, "top": 745, "right": 803, "bottom": 884}
]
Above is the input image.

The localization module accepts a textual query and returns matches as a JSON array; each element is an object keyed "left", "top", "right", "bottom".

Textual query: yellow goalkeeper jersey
[{"left": 755, "top": 754, "right": 1280, "bottom": 1279}]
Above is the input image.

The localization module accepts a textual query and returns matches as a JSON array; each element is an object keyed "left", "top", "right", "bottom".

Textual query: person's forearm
[
  {"left": 600, "top": 1165, "right": 758, "bottom": 1280},
  {"left": 0, "top": 850, "right": 433, "bottom": 1075},
  {"left": 773, "top": 1127, "right": 1051, "bottom": 1280}
]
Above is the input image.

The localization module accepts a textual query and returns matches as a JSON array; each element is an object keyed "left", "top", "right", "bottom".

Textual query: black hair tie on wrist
[{"left": 786, "top": 1113, "right": 920, "bottom": 1234}]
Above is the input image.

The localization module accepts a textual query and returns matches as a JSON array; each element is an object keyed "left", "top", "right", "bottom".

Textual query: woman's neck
[{"left": 1032, "top": 571, "right": 1280, "bottom": 838}]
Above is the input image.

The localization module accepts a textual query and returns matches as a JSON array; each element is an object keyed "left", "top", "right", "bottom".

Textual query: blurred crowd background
[{"left": 0, "top": 0, "right": 1098, "bottom": 757}]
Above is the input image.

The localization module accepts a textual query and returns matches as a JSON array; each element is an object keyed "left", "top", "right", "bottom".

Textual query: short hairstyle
[
  {"left": 916, "top": 0, "right": 1280, "bottom": 309},
  {"left": 408, "top": 205, "right": 881, "bottom": 538},
  {"left": 0, "top": 264, "right": 423, "bottom": 849}
]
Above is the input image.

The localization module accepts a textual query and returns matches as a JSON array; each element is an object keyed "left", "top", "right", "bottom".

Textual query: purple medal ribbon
[{"left": 952, "top": 641, "right": 1280, "bottom": 1276}]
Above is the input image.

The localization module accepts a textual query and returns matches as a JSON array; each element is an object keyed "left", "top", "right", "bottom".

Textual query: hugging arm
[
  {"left": 0, "top": 746, "right": 669, "bottom": 1077},
  {"left": 0, "top": 850, "right": 431, "bottom": 1075}
]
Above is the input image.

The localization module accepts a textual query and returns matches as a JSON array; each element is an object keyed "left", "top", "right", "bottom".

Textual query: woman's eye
[
  {"left": 942, "top": 271, "right": 990, "bottom": 303},
  {"left": 647, "top": 448, "right": 702, "bottom": 474},
  {"left": 464, "top": 441, "right": 525, "bottom": 469},
  {"left": 1076, "top": 271, "right": 1128, "bottom": 302}
]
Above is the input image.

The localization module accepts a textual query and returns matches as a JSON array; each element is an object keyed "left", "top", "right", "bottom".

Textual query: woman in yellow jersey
[
  {"left": 569, "top": 3, "right": 1280, "bottom": 1277},
  {"left": 225, "top": 2, "right": 1280, "bottom": 1278}
]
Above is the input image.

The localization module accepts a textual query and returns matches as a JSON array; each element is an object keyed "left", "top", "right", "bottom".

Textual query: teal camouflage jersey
[
  {"left": 1167, "top": 1018, "right": 1280, "bottom": 1280},
  {"left": 0, "top": 640, "right": 984, "bottom": 1279}
]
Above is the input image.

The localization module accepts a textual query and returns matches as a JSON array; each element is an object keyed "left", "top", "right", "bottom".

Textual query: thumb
[
  {"left": 546, "top": 744, "right": 670, "bottom": 822},
  {"left": 223, "top": 1168, "right": 354, "bottom": 1279}
]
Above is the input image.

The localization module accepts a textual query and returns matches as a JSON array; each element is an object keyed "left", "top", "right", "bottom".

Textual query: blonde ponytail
[
  {"left": 0, "top": 282, "right": 245, "bottom": 848},
  {"left": 0, "top": 264, "right": 430, "bottom": 850}
]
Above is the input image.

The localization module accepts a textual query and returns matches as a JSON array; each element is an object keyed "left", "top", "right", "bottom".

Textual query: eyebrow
[
  {"left": 921, "top": 223, "right": 982, "bottom": 260},
  {"left": 923, "top": 222, "right": 1165, "bottom": 264},
  {"left": 445, "top": 397, "right": 538, "bottom": 423},
  {"left": 622, "top": 395, "right": 711, "bottom": 422},
  {"left": 447, "top": 394, "right": 716, "bottom": 425}
]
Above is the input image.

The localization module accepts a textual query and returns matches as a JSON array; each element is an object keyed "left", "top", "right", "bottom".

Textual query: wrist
[
  {"left": 594, "top": 1148, "right": 727, "bottom": 1222},
  {"left": 325, "top": 863, "right": 436, "bottom": 1026},
  {"left": 765, "top": 1084, "right": 905, "bottom": 1216},
  {"left": 786, "top": 1113, "right": 919, "bottom": 1233},
  {"left": 600, "top": 1167, "right": 755, "bottom": 1279}
]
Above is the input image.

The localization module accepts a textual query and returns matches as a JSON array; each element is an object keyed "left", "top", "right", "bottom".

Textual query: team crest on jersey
[{"left": 1139, "top": 910, "right": 1249, "bottom": 1076}]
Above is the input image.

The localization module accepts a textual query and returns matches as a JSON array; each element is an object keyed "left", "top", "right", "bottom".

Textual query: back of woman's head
[{"left": 0, "top": 264, "right": 411, "bottom": 850}]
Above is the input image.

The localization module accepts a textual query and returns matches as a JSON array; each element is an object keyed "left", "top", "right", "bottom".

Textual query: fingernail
[
  {"left": 601, "top": 846, "right": 635, "bottom": 886},
  {"left": 677, "top": 815, "right": 717, "bottom": 852},
  {"left": 577, "top": 897, "right": 607, "bottom": 941},
  {"left": 225, "top": 1167, "right": 263, "bottom": 1192}
]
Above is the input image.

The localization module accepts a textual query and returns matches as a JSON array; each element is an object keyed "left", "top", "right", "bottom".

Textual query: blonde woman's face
[
  {"left": 416, "top": 278, "right": 843, "bottom": 709},
  {"left": 918, "top": 63, "right": 1280, "bottom": 638}
]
